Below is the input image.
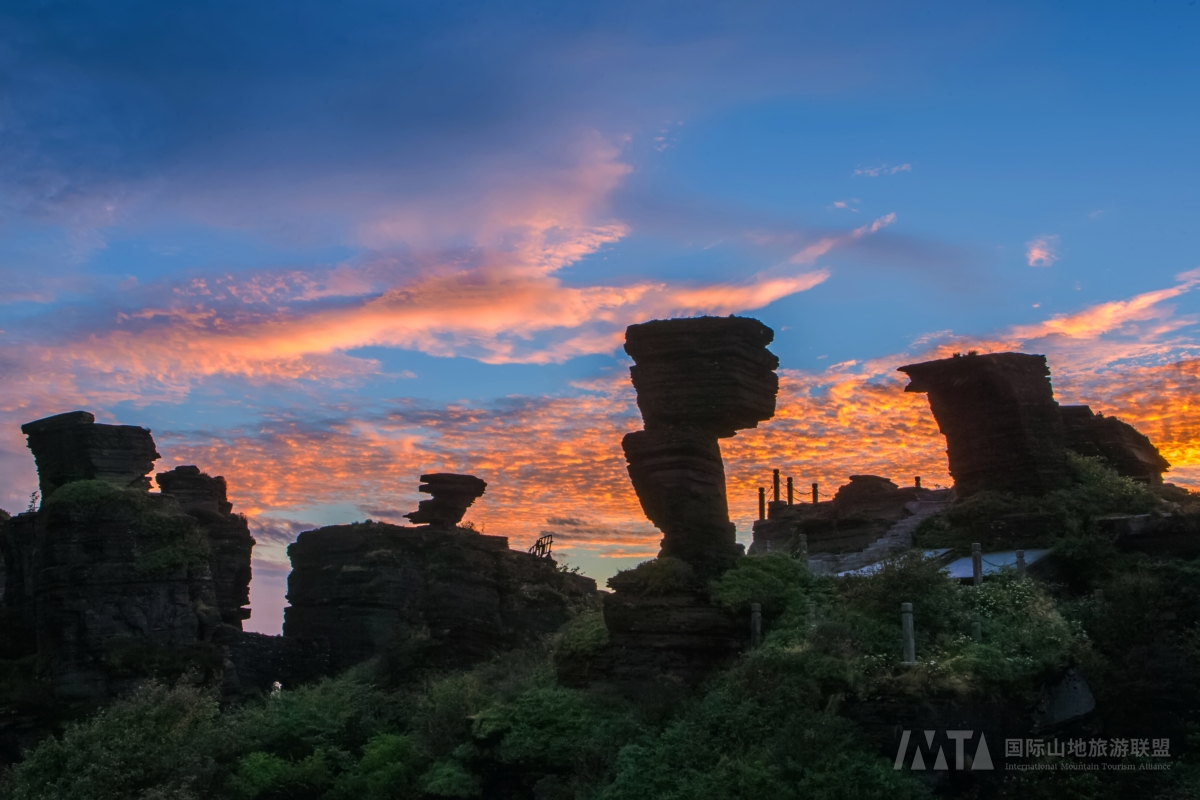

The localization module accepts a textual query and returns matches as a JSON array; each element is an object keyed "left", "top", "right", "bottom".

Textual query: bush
[
  {"left": 606, "top": 558, "right": 701, "bottom": 596},
  {"left": 5, "top": 682, "right": 222, "bottom": 800},
  {"left": 709, "top": 553, "right": 819, "bottom": 618}
]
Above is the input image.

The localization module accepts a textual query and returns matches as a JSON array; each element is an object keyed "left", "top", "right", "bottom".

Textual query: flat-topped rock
[
  {"left": 1060, "top": 405, "right": 1170, "bottom": 484},
  {"left": 284, "top": 522, "right": 597, "bottom": 674},
  {"left": 21, "top": 410, "right": 160, "bottom": 497},
  {"left": 898, "top": 353, "right": 1070, "bottom": 497},
  {"left": 405, "top": 473, "right": 488, "bottom": 528},
  {"left": 625, "top": 316, "right": 779, "bottom": 438}
]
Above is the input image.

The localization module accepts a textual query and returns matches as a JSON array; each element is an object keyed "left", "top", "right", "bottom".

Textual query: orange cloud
[{"left": 790, "top": 212, "right": 896, "bottom": 265}]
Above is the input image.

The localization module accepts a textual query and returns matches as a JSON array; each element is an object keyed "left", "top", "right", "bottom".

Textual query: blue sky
[{"left": 3, "top": 1, "right": 1199, "bottom": 633}]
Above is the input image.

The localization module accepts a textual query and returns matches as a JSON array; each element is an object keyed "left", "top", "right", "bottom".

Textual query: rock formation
[
  {"left": 21, "top": 410, "right": 160, "bottom": 497},
  {"left": 404, "top": 473, "right": 488, "bottom": 528},
  {"left": 2, "top": 411, "right": 263, "bottom": 700},
  {"left": 622, "top": 316, "right": 779, "bottom": 576},
  {"left": 751, "top": 475, "right": 927, "bottom": 555},
  {"left": 157, "top": 466, "right": 256, "bottom": 627},
  {"left": 1060, "top": 405, "right": 1170, "bottom": 484},
  {"left": 284, "top": 521, "right": 596, "bottom": 674},
  {"left": 898, "top": 353, "right": 1071, "bottom": 497}
]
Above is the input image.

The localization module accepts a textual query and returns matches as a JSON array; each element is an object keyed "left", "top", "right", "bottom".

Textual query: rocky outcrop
[
  {"left": 21, "top": 411, "right": 161, "bottom": 497},
  {"left": 751, "top": 475, "right": 926, "bottom": 555},
  {"left": 621, "top": 316, "right": 779, "bottom": 576},
  {"left": 32, "top": 481, "right": 222, "bottom": 700},
  {"left": 284, "top": 521, "right": 597, "bottom": 674},
  {"left": 898, "top": 353, "right": 1071, "bottom": 497},
  {"left": 404, "top": 473, "right": 488, "bottom": 528},
  {"left": 157, "top": 466, "right": 256, "bottom": 628},
  {"left": 2, "top": 412, "right": 260, "bottom": 701},
  {"left": 1060, "top": 405, "right": 1170, "bottom": 484}
]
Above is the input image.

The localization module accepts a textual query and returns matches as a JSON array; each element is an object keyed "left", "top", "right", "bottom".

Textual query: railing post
[
  {"left": 758, "top": 487, "right": 765, "bottom": 521},
  {"left": 971, "top": 613, "right": 982, "bottom": 643},
  {"left": 811, "top": 482, "right": 818, "bottom": 505},
  {"left": 773, "top": 469, "right": 780, "bottom": 503},
  {"left": 751, "top": 602, "right": 762, "bottom": 647},
  {"left": 1016, "top": 549, "right": 1026, "bottom": 577},
  {"left": 901, "top": 602, "right": 916, "bottom": 664},
  {"left": 972, "top": 543, "right": 983, "bottom": 586},
  {"left": 915, "top": 476, "right": 921, "bottom": 490},
  {"left": 787, "top": 477, "right": 794, "bottom": 506},
  {"left": 798, "top": 533, "right": 808, "bottom": 561}
]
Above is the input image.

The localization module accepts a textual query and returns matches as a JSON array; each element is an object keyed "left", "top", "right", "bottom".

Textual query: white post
[
  {"left": 751, "top": 602, "right": 762, "bottom": 647},
  {"left": 1016, "top": 549, "right": 1026, "bottom": 577},
  {"left": 901, "top": 602, "right": 916, "bottom": 664},
  {"left": 972, "top": 543, "right": 983, "bottom": 586}
]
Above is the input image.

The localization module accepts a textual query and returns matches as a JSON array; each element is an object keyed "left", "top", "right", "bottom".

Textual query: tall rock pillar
[{"left": 622, "top": 316, "right": 779, "bottom": 576}]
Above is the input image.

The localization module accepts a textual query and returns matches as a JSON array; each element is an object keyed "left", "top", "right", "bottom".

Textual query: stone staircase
[{"left": 808, "top": 499, "right": 950, "bottom": 576}]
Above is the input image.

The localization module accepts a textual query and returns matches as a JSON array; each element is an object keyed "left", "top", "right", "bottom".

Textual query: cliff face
[
  {"left": 621, "top": 316, "right": 779, "bottom": 576},
  {"left": 284, "top": 521, "right": 597, "bottom": 673},
  {"left": 1060, "top": 405, "right": 1170, "bottom": 484},
  {"left": 34, "top": 481, "right": 222, "bottom": 700},
  {"left": 157, "top": 466, "right": 255, "bottom": 628},
  {"left": 898, "top": 353, "right": 1071, "bottom": 497}
]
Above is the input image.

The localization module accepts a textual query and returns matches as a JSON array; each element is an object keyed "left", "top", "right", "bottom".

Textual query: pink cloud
[
  {"left": 1026, "top": 235, "right": 1059, "bottom": 267},
  {"left": 790, "top": 212, "right": 896, "bottom": 265},
  {"left": 853, "top": 164, "right": 911, "bottom": 177}
]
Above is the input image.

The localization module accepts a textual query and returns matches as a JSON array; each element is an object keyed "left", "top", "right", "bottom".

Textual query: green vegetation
[{"left": 915, "top": 453, "right": 1165, "bottom": 549}]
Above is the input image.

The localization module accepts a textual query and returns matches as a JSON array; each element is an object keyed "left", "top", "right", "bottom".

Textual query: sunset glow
[{"left": 3, "top": 2, "right": 1199, "bottom": 635}]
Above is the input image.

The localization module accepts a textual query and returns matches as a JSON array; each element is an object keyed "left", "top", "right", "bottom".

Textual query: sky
[{"left": 2, "top": 1, "right": 1200, "bottom": 634}]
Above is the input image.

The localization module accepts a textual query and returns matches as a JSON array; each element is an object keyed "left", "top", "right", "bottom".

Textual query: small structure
[{"left": 529, "top": 533, "right": 553, "bottom": 558}]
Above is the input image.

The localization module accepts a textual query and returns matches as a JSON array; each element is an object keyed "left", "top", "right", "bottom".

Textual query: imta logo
[{"left": 894, "top": 730, "right": 994, "bottom": 771}]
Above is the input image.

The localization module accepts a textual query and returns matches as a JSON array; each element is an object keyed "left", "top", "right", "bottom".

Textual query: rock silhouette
[
  {"left": 898, "top": 353, "right": 1072, "bottom": 497},
  {"left": 284, "top": 520, "right": 596, "bottom": 674},
  {"left": 622, "top": 316, "right": 779, "bottom": 576},
  {"left": 404, "top": 473, "right": 488, "bottom": 528},
  {"left": 21, "top": 410, "right": 161, "bottom": 496},
  {"left": 1060, "top": 404, "right": 1170, "bottom": 484},
  {"left": 157, "top": 466, "right": 256, "bottom": 628}
]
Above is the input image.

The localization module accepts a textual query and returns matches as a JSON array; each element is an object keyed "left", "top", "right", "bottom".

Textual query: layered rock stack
[
  {"left": 1, "top": 411, "right": 265, "bottom": 700},
  {"left": 21, "top": 410, "right": 160, "bottom": 496},
  {"left": 1060, "top": 405, "right": 1170, "bottom": 484},
  {"left": 404, "top": 473, "right": 488, "bottom": 528},
  {"left": 622, "top": 316, "right": 779, "bottom": 576},
  {"left": 157, "top": 466, "right": 256, "bottom": 627},
  {"left": 898, "top": 353, "right": 1072, "bottom": 497}
]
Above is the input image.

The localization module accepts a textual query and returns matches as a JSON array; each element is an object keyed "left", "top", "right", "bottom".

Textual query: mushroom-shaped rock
[
  {"left": 405, "top": 473, "right": 488, "bottom": 528},
  {"left": 621, "top": 316, "right": 779, "bottom": 576}
]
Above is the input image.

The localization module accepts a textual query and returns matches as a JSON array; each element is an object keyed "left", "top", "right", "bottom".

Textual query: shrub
[
  {"left": 606, "top": 558, "right": 701, "bottom": 596},
  {"left": 709, "top": 553, "right": 817, "bottom": 617},
  {"left": 4, "top": 682, "right": 222, "bottom": 800}
]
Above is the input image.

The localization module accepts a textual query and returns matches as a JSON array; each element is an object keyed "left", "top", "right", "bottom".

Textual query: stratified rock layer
[
  {"left": 157, "top": 466, "right": 256, "bottom": 627},
  {"left": 405, "top": 473, "right": 488, "bottom": 528},
  {"left": 898, "top": 353, "right": 1071, "bottom": 497},
  {"left": 33, "top": 482, "right": 222, "bottom": 699},
  {"left": 21, "top": 411, "right": 161, "bottom": 497},
  {"left": 1060, "top": 405, "right": 1170, "bottom": 484},
  {"left": 284, "top": 522, "right": 597, "bottom": 674},
  {"left": 621, "top": 316, "right": 779, "bottom": 575}
]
